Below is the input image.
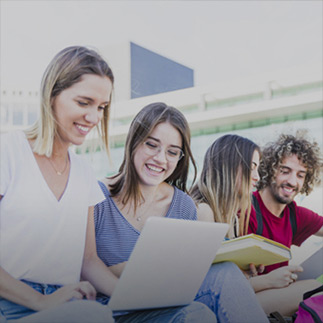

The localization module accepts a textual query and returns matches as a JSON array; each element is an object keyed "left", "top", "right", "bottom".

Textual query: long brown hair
[{"left": 108, "top": 102, "right": 197, "bottom": 211}]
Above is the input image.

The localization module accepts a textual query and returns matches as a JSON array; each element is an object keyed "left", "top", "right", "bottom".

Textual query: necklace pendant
[
  {"left": 57, "top": 171, "right": 62, "bottom": 176},
  {"left": 136, "top": 216, "right": 141, "bottom": 221}
]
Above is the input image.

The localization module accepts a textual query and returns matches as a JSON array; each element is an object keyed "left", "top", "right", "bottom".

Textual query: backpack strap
[
  {"left": 268, "top": 311, "right": 289, "bottom": 323},
  {"left": 288, "top": 203, "right": 297, "bottom": 239},
  {"left": 303, "top": 285, "right": 323, "bottom": 300},
  {"left": 252, "top": 194, "right": 263, "bottom": 235},
  {"left": 252, "top": 195, "right": 297, "bottom": 239}
]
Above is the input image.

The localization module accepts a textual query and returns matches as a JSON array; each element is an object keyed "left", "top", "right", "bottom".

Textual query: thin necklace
[{"left": 47, "top": 155, "right": 69, "bottom": 176}]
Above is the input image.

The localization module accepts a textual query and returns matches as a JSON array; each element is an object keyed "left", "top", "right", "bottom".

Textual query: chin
[
  {"left": 71, "top": 138, "right": 86, "bottom": 146},
  {"left": 277, "top": 195, "right": 293, "bottom": 204}
]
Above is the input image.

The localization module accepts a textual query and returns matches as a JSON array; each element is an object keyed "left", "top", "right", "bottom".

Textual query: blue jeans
[
  {"left": 97, "top": 296, "right": 216, "bottom": 322},
  {"left": 113, "top": 303, "right": 216, "bottom": 323},
  {"left": 0, "top": 281, "right": 113, "bottom": 322},
  {"left": 194, "top": 262, "right": 268, "bottom": 323},
  {"left": 0, "top": 280, "right": 59, "bottom": 321}
]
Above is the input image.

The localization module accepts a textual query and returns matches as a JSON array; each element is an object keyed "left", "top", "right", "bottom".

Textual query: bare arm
[
  {"left": 196, "top": 203, "right": 214, "bottom": 222},
  {"left": 314, "top": 224, "right": 323, "bottom": 236},
  {"left": 81, "top": 206, "right": 118, "bottom": 296},
  {"left": 0, "top": 266, "right": 45, "bottom": 311},
  {"left": 108, "top": 262, "right": 127, "bottom": 278},
  {"left": 249, "top": 265, "right": 303, "bottom": 293},
  {"left": 0, "top": 266, "right": 97, "bottom": 311}
]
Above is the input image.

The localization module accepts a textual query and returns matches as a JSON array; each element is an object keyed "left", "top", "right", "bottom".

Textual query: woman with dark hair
[{"left": 95, "top": 104, "right": 268, "bottom": 323}]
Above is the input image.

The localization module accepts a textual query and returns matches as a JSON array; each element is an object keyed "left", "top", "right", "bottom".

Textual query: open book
[{"left": 213, "top": 234, "right": 292, "bottom": 270}]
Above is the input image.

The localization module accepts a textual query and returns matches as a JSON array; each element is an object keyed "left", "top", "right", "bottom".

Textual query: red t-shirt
[{"left": 248, "top": 191, "right": 323, "bottom": 274}]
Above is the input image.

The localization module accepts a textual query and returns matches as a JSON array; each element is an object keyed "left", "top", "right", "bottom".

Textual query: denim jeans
[
  {"left": 114, "top": 303, "right": 216, "bottom": 323},
  {"left": 0, "top": 281, "right": 113, "bottom": 322},
  {"left": 97, "top": 296, "right": 216, "bottom": 322},
  {"left": 97, "top": 263, "right": 268, "bottom": 323},
  {"left": 194, "top": 262, "right": 268, "bottom": 323}
]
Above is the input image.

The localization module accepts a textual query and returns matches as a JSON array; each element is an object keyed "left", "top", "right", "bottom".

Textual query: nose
[
  {"left": 287, "top": 172, "right": 297, "bottom": 187},
  {"left": 84, "top": 108, "right": 102, "bottom": 125},
  {"left": 252, "top": 169, "right": 260, "bottom": 182},
  {"left": 153, "top": 147, "right": 167, "bottom": 163}
]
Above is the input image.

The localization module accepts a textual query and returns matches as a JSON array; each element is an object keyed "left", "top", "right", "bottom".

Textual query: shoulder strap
[
  {"left": 303, "top": 285, "right": 323, "bottom": 300},
  {"left": 288, "top": 203, "right": 297, "bottom": 239},
  {"left": 252, "top": 195, "right": 297, "bottom": 238},
  {"left": 252, "top": 194, "right": 263, "bottom": 235}
]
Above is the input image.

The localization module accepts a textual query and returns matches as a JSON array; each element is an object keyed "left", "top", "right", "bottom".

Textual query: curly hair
[{"left": 257, "top": 131, "right": 322, "bottom": 195}]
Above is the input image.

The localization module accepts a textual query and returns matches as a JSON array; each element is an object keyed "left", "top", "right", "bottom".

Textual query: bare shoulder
[{"left": 196, "top": 203, "right": 214, "bottom": 222}]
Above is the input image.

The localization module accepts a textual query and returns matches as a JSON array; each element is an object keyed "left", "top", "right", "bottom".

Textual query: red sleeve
[{"left": 293, "top": 204, "right": 323, "bottom": 246}]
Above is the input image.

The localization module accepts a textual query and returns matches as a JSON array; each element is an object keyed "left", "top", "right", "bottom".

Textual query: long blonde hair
[
  {"left": 190, "top": 134, "right": 260, "bottom": 237},
  {"left": 25, "top": 46, "right": 114, "bottom": 157}
]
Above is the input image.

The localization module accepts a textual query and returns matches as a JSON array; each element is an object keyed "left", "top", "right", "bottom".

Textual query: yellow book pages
[
  {"left": 213, "top": 234, "right": 291, "bottom": 270},
  {"left": 221, "top": 234, "right": 290, "bottom": 252}
]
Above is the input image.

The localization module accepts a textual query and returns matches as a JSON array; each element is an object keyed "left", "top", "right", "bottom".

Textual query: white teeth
[
  {"left": 76, "top": 124, "right": 89, "bottom": 132},
  {"left": 283, "top": 187, "right": 293, "bottom": 193},
  {"left": 147, "top": 165, "right": 163, "bottom": 172}
]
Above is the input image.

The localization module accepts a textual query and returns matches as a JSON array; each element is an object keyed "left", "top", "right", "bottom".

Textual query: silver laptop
[{"left": 108, "top": 217, "right": 229, "bottom": 311}]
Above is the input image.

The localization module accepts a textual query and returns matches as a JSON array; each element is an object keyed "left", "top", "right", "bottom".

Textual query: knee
[
  {"left": 198, "top": 262, "right": 244, "bottom": 296},
  {"left": 180, "top": 302, "right": 217, "bottom": 323},
  {"left": 209, "top": 261, "right": 242, "bottom": 279},
  {"left": 216, "top": 261, "right": 240, "bottom": 272},
  {"left": 306, "top": 279, "right": 322, "bottom": 290},
  {"left": 300, "top": 279, "right": 323, "bottom": 297}
]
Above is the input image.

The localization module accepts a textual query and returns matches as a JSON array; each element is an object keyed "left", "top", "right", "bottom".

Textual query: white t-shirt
[{"left": 0, "top": 131, "right": 105, "bottom": 285}]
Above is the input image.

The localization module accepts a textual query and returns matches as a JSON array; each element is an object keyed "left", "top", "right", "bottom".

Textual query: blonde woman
[
  {"left": 0, "top": 46, "right": 117, "bottom": 322},
  {"left": 190, "top": 134, "right": 260, "bottom": 238}
]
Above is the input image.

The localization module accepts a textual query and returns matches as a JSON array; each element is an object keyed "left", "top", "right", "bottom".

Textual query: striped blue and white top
[{"left": 94, "top": 181, "right": 197, "bottom": 267}]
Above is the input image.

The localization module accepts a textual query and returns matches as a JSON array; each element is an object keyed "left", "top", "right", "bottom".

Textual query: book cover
[
  {"left": 213, "top": 234, "right": 292, "bottom": 270},
  {"left": 297, "top": 247, "right": 323, "bottom": 281}
]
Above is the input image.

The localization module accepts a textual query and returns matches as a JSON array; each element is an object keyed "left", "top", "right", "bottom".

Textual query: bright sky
[{"left": 1, "top": 0, "right": 322, "bottom": 93}]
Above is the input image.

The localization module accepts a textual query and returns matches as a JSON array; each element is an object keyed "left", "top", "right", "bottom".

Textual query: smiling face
[
  {"left": 236, "top": 148, "right": 260, "bottom": 195},
  {"left": 269, "top": 154, "right": 307, "bottom": 204},
  {"left": 133, "top": 122, "right": 182, "bottom": 188},
  {"left": 52, "top": 74, "right": 112, "bottom": 148},
  {"left": 250, "top": 150, "right": 260, "bottom": 191}
]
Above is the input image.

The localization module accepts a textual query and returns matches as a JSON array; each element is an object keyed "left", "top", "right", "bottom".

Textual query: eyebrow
[
  {"left": 280, "top": 165, "right": 307, "bottom": 174},
  {"left": 76, "top": 96, "right": 109, "bottom": 105},
  {"left": 147, "top": 136, "right": 182, "bottom": 149},
  {"left": 76, "top": 96, "right": 94, "bottom": 102}
]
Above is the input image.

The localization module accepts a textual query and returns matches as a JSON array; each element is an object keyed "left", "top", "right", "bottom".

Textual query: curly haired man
[{"left": 247, "top": 132, "right": 323, "bottom": 316}]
